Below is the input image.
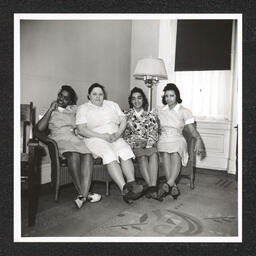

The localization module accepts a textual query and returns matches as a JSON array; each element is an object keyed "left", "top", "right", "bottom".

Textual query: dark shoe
[
  {"left": 145, "top": 186, "right": 158, "bottom": 200},
  {"left": 157, "top": 183, "right": 171, "bottom": 201},
  {"left": 125, "top": 180, "right": 144, "bottom": 194},
  {"left": 122, "top": 181, "right": 143, "bottom": 204},
  {"left": 171, "top": 185, "right": 180, "bottom": 200}
]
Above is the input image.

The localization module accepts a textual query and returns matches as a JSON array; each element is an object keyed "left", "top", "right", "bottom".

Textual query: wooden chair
[
  {"left": 21, "top": 102, "right": 43, "bottom": 226},
  {"left": 34, "top": 129, "right": 112, "bottom": 201}
]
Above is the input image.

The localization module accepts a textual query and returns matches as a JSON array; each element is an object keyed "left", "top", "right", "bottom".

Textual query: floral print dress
[{"left": 123, "top": 108, "right": 159, "bottom": 157}]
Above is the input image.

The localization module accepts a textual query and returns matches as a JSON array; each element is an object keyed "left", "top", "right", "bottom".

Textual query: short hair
[
  {"left": 87, "top": 83, "right": 107, "bottom": 100},
  {"left": 162, "top": 83, "right": 182, "bottom": 105},
  {"left": 128, "top": 87, "right": 149, "bottom": 111},
  {"left": 58, "top": 85, "right": 78, "bottom": 105}
]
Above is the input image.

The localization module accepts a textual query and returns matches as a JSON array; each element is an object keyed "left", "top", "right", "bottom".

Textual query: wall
[
  {"left": 21, "top": 20, "right": 132, "bottom": 116},
  {"left": 130, "top": 20, "right": 160, "bottom": 106},
  {"left": 20, "top": 20, "right": 132, "bottom": 183},
  {"left": 130, "top": 20, "right": 238, "bottom": 174}
]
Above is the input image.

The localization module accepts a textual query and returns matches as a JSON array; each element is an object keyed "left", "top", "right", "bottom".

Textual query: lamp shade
[{"left": 133, "top": 57, "right": 168, "bottom": 80}]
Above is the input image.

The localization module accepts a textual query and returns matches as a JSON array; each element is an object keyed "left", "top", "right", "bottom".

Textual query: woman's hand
[
  {"left": 49, "top": 101, "right": 58, "bottom": 112},
  {"left": 101, "top": 133, "right": 113, "bottom": 142},
  {"left": 109, "top": 132, "right": 121, "bottom": 142},
  {"left": 134, "top": 138, "right": 147, "bottom": 148},
  {"left": 36, "top": 100, "right": 57, "bottom": 132},
  {"left": 194, "top": 138, "right": 206, "bottom": 160}
]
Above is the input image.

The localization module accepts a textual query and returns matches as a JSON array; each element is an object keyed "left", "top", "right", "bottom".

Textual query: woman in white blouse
[
  {"left": 157, "top": 83, "right": 205, "bottom": 201},
  {"left": 76, "top": 83, "right": 144, "bottom": 204}
]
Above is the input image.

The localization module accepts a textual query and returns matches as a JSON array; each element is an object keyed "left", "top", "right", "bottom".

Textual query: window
[{"left": 157, "top": 20, "right": 236, "bottom": 121}]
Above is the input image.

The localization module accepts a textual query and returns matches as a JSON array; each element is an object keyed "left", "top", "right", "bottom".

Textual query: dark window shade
[{"left": 175, "top": 20, "right": 233, "bottom": 71}]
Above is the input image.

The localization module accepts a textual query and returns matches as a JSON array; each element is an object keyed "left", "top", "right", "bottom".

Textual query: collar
[
  {"left": 57, "top": 105, "right": 75, "bottom": 113},
  {"left": 88, "top": 100, "right": 104, "bottom": 108},
  {"left": 133, "top": 108, "right": 144, "bottom": 117},
  {"left": 162, "top": 103, "right": 181, "bottom": 113}
]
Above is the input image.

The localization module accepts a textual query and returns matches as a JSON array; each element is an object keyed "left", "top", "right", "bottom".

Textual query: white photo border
[{"left": 14, "top": 13, "right": 243, "bottom": 243}]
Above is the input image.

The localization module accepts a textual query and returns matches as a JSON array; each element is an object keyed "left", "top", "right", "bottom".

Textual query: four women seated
[{"left": 36, "top": 82, "right": 204, "bottom": 209}]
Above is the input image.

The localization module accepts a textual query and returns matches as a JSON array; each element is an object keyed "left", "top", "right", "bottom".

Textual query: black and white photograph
[{"left": 14, "top": 14, "right": 242, "bottom": 242}]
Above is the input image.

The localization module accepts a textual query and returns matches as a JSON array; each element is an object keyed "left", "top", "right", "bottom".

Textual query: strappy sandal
[
  {"left": 145, "top": 186, "right": 158, "bottom": 200},
  {"left": 171, "top": 185, "right": 180, "bottom": 200},
  {"left": 157, "top": 182, "right": 171, "bottom": 201}
]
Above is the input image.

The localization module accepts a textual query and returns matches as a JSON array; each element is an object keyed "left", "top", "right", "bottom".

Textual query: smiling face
[
  {"left": 164, "top": 89, "right": 177, "bottom": 109},
  {"left": 131, "top": 92, "right": 144, "bottom": 112},
  {"left": 57, "top": 90, "right": 72, "bottom": 108},
  {"left": 88, "top": 87, "right": 104, "bottom": 107}
]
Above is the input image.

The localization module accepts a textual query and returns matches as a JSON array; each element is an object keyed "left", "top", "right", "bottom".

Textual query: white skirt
[
  {"left": 84, "top": 137, "right": 135, "bottom": 165},
  {"left": 157, "top": 134, "right": 188, "bottom": 166}
]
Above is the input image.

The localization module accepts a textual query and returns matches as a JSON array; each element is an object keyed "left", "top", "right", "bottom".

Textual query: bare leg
[
  {"left": 148, "top": 153, "right": 158, "bottom": 186},
  {"left": 161, "top": 152, "right": 181, "bottom": 186},
  {"left": 106, "top": 161, "right": 126, "bottom": 192},
  {"left": 120, "top": 158, "right": 135, "bottom": 183},
  {"left": 137, "top": 156, "right": 150, "bottom": 185},
  {"left": 161, "top": 152, "right": 172, "bottom": 181},
  {"left": 80, "top": 153, "right": 93, "bottom": 198},
  {"left": 166, "top": 153, "right": 181, "bottom": 186},
  {"left": 64, "top": 152, "right": 82, "bottom": 195}
]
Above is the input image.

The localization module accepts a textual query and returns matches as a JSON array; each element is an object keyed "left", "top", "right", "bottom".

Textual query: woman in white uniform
[
  {"left": 157, "top": 83, "right": 205, "bottom": 201},
  {"left": 76, "top": 83, "right": 144, "bottom": 203}
]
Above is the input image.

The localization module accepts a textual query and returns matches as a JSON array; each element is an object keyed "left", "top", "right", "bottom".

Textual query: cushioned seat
[{"left": 34, "top": 123, "right": 196, "bottom": 200}]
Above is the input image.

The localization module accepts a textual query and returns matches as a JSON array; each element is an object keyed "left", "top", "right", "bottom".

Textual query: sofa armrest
[
  {"left": 183, "top": 124, "right": 196, "bottom": 166},
  {"left": 33, "top": 129, "right": 61, "bottom": 182},
  {"left": 34, "top": 129, "right": 57, "bottom": 146}
]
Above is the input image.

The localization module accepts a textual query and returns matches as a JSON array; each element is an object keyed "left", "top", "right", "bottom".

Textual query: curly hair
[
  {"left": 162, "top": 83, "right": 182, "bottom": 105},
  {"left": 58, "top": 85, "right": 78, "bottom": 105},
  {"left": 87, "top": 83, "right": 107, "bottom": 100},
  {"left": 128, "top": 87, "right": 149, "bottom": 111}
]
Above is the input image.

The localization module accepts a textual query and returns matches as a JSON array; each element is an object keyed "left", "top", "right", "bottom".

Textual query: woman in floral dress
[{"left": 123, "top": 87, "right": 160, "bottom": 199}]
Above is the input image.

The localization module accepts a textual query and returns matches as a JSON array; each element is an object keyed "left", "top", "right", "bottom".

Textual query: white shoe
[
  {"left": 74, "top": 196, "right": 86, "bottom": 209},
  {"left": 87, "top": 192, "right": 102, "bottom": 203}
]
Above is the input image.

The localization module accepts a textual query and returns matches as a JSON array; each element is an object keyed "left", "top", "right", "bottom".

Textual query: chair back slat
[
  {"left": 21, "top": 103, "right": 33, "bottom": 122},
  {"left": 21, "top": 102, "right": 35, "bottom": 153}
]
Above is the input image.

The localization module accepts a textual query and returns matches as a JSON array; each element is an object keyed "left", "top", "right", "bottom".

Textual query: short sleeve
[
  {"left": 76, "top": 105, "right": 88, "bottom": 125},
  {"left": 151, "top": 107, "right": 158, "bottom": 116},
  {"left": 112, "top": 101, "right": 125, "bottom": 118},
  {"left": 183, "top": 107, "right": 194, "bottom": 125}
]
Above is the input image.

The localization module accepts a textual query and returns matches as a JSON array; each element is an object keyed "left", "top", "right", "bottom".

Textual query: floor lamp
[{"left": 133, "top": 57, "right": 168, "bottom": 110}]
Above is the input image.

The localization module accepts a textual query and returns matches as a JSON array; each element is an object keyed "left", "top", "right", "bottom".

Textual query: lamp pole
[
  {"left": 133, "top": 57, "right": 167, "bottom": 110},
  {"left": 144, "top": 76, "right": 158, "bottom": 110}
]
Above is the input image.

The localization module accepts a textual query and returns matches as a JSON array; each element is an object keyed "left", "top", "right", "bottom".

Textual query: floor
[{"left": 21, "top": 169, "right": 238, "bottom": 238}]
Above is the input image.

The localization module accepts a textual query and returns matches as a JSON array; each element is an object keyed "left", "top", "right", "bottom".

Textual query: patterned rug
[{"left": 21, "top": 173, "right": 238, "bottom": 237}]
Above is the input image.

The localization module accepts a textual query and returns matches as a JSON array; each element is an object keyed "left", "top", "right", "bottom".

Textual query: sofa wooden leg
[
  {"left": 55, "top": 188, "right": 59, "bottom": 202},
  {"left": 106, "top": 181, "right": 110, "bottom": 196},
  {"left": 190, "top": 179, "right": 195, "bottom": 189},
  {"left": 190, "top": 167, "right": 195, "bottom": 189}
]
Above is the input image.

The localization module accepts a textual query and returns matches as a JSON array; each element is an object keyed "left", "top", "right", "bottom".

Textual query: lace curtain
[{"left": 175, "top": 70, "right": 232, "bottom": 120}]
